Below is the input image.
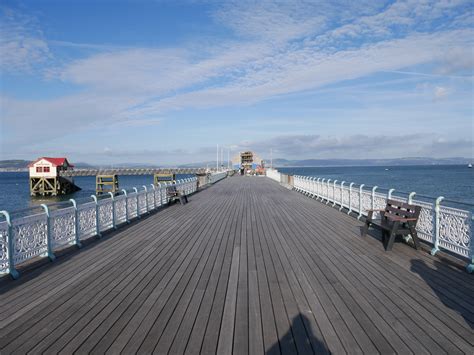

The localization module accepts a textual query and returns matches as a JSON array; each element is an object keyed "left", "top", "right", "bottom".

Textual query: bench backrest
[
  {"left": 166, "top": 186, "right": 178, "bottom": 195},
  {"left": 384, "top": 199, "right": 421, "bottom": 221}
]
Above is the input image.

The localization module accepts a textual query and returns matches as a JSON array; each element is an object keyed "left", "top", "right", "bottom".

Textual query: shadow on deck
[{"left": 0, "top": 176, "right": 472, "bottom": 354}]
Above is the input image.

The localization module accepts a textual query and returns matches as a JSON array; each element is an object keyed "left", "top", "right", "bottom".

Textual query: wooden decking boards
[{"left": 0, "top": 177, "right": 472, "bottom": 354}]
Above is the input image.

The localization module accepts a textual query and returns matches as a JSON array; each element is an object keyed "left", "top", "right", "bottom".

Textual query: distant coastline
[{"left": 0, "top": 157, "right": 471, "bottom": 171}]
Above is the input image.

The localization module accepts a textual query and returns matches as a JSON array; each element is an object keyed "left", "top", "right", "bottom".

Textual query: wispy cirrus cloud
[
  {"left": 0, "top": 6, "right": 51, "bottom": 73},
  {"left": 1, "top": 0, "right": 473, "bottom": 161},
  {"left": 232, "top": 133, "right": 473, "bottom": 159}
]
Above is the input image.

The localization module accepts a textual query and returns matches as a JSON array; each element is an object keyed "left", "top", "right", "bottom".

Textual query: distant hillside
[
  {"left": 0, "top": 160, "right": 31, "bottom": 169},
  {"left": 1, "top": 156, "right": 470, "bottom": 171},
  {"left": 271, "top": 157, "right": 471, "bottom": 167}
]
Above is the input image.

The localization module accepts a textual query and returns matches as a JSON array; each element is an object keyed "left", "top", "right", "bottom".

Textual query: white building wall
[{"left": 29, "top": 159, "right": 58, "bottom": 178}]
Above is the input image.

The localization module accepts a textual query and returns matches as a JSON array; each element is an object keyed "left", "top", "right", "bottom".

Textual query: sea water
[{"left": 0, "top": 165, "right": 472, "bottom": 213}]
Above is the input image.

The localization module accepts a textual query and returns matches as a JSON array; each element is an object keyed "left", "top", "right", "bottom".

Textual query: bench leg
[
  {"left": 361, "top": 221, "right": 371, "bottom": 237},
  {"left": 362, "top": 211, "right": 375, "bottom": 237},
  {"left": 385, "top": 222, "right": 399, "bottom": 251},
  {"left": 409, "top": 225, "right": 420, "bottom": 250}
]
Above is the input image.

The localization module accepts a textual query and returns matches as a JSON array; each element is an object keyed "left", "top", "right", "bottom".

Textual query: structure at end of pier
[{"left": 28, "top": 157, "right": 80, "bottom": 196}]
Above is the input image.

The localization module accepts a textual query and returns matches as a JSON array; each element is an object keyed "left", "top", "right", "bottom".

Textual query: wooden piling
[{"left": 96, "top": 175, "right": 119, "bottom": 195}]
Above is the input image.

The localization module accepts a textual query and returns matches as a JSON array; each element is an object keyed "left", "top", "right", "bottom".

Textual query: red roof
[{"left": 28, "top": 157, "right": 74, "bottom": 168}]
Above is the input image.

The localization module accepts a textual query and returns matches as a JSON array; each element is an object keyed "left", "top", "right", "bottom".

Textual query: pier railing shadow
[
  {"left": 266, "top": 313, "right": 330, "bottom": 355},
  {"left": 410, "top": 259, "right": 474, "bottom": 329},
  {"left": 0, "top": 204, "right": 167, "bottom": 294}
]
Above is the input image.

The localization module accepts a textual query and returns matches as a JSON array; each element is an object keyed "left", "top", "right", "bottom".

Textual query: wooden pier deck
[{"left": 0, "top": 177, "right": 473, "bottom": 354}]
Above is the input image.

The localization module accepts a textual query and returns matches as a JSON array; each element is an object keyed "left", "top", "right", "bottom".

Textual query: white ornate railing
[
  {"left": 0, "top": 177, "right": 199, "bottom": 279},
  {"left": 289, "top": 173, "right": 474, "bottom": 273},
  {"left": 208, "top": 171, "right": 228, "bottom": 184},
  {"left": 266, "top": 168, "right": 281, "bottom": 182}
]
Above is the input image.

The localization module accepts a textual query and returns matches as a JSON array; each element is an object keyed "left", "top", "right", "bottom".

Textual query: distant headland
[{"left": 0, "top": 157, "right": 471, "bottom": 172}]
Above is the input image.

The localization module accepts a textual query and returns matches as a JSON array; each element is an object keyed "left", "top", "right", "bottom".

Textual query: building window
[
  {"left": 36, "top": 167, "right": 43, "bottom": 173},
  {"left": 44, "top": 167, "right": 50, "bottom": 173}
]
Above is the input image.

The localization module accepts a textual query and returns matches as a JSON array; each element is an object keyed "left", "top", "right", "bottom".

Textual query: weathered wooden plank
[
  {"left": 182, "top": 187, "right": 240, "bottom": 354},
  {"left": 0, "top": 176, "right": 472, "bottom": 355}
]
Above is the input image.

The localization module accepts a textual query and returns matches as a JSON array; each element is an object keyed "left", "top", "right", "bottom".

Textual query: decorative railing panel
[
  {"left": 98, "top": 200, "right": 114, "bottom": 232},
  {"left": 138, "top": 192, "right": 147, "bottom": 215},
  {"left": 78, "top": 202, "right": 96, "bottom": 239},
  {"left": 0, "top": 221, "right": 9, "bottom": 274},
  {"left": 12, "top": 213, "right": 48, "bottom": 265},
  {"left": 289, "top": 174, "right": 474, "bottom": 272},
  {"left": 438, "top": 206, "right": 471, "bottom": 258},
  {"left": 50, "top": 207, "right": 76, "bottom": 249},
  {"left": 373, "top": 192, "right": 387, "bottom": 211},
  {"left": 413, "top": 200, "right": 434, "bottom": 244},
  {"left": 115, "top": 195, "right": 128, "bottom": 225},
  {"left": 266, "top": 168, "right": 281, "bottom": 183},
  {"left": 334, "top": 186, "right": 341, "bottom": 204},
  {"left": 147, "top": 192, "right": 155, "bottom": 210},
  {"left": 77, "top": 202, "right": 97, "bottom": 240},
  {"left": 128, "top": 193, "right": 138, "bottom": 219},
  {"left": 361, "top": 191, "right": 372, "bottom": 216},
  {"left": 0, "top": 177, "right": 206, "bottom": 278}
]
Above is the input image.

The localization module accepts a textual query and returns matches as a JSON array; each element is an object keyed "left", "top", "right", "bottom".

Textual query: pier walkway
[{"left": 0, "top": 177, "right": 472, "bottom": 354}]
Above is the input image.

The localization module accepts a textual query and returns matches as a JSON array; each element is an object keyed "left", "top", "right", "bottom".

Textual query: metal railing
[
  {"left": 287, "top": 174, "right": 473, "bottom": 273},
  {"left": 266, "top": 168, "right": 281, "bottom": 182},
  {"left": 0, "top": 178, "right": 199, "bottom": 279},
  {"left": 208, "top": 171, "right": 229, "bottom": 184}
]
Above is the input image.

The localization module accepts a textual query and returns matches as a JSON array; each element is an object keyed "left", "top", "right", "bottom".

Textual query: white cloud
[
  {"left": 231, "top": 133, "right": 473, "bottom": 159},
  {"left": 1, "top": 0, "right": 473, "bottom": 159},
  {"left": 130, "top": 29, "right": 472, "bottom": 116},
  {"left": 433, "top": 86, "right": 449, "bottom": 100},
  {"left": 0, "top": 7, "right": 51, "bottom": 73}
]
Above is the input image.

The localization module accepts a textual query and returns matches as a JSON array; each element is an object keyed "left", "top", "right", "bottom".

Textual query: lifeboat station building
[{"left": 28, "top": 157, "right": 79, "bottom": 196}]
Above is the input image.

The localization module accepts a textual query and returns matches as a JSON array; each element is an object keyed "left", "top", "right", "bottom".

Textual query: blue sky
[{"left": 0, "top": 0, "right": 473, "bottom": 165}]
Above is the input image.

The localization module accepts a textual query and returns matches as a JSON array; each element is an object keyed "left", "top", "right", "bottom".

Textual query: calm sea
[
  {"left": 0, "top": 165, "right": 472, "bottom": 213},
  {"left": 0, "top": 173, "right": 193, "bottom": 214},
  {"left": 278, "top": 165, "right": 474, "bottom": 207}
]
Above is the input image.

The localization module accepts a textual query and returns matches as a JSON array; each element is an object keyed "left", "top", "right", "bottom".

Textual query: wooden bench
[
  {"left": 166, "top": 186, "right": 188, "bottom": 206},
  {"left": 362, "top": 199, "right": 421, "bottom": 251}
]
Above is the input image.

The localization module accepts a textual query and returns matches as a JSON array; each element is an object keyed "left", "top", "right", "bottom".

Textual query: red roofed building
[{"left": 29, "top": 157, "right": 74, "bottom": 178}]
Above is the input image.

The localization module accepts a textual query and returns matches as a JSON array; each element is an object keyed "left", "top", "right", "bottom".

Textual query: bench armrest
[{"left": 385, "top": 215, "right": 417, "bottom": 222}]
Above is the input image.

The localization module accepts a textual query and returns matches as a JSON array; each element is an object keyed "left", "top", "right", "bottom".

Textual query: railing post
[
  {"left": 108, "top": 192, "right": 116, "bottom": 229},
  {"left": 431, "top": 196, "right": 444, "bottom": 255},
  {"left": 408, "top": 192, "right": 416, "bottom": 204},
  {"left": 158, "top": 183, "right": 163, "bottom": 206},
  {"left": 122, "top": 189, "right": 129, "bottom": 223},
  {"left": 348, "top": 183, "right": 354, "bottom": 215},
  {"left": 40, "top": 204, "right": 56, "bottom": 261},
  {"left": 332, "top": 180, "right": 338, "bottom": 207},
  {"left": 142, "top": 185, "right": 149, "bottom": 213},
  {"left": 326, "top": 179, "right": 331, "bottom": 204},
  {"left": 150, "top": 184, "right": 156, "bottom": 210},
  {"left": 340, "top": 181, "right": 345, "bottom": 211},
  {"left": 315, "top": 178, "right": 320, "bottom": 199},
  {"left": 388, "top": 188, "right": 395, "bottom": 200},
  {"left": 467, "top": 216, "right": 474, "bottom": 273},
  {"left": 321, "top": 179, "right": 325, "bottom": 201},
  {"left": 0, "top": 211, "right": 19, "bottom": 279},
  {"left": 134, "top": 187, "right": 140, "bottom": 218},
  {"left": 371, "top": 186, "right": 378, "bottom": 210},
  {"left": 358, "top": 184, "right": 365, "bottom": 219},
  {"left": 69, "top": 199, "right": 82, "bottom": 248},
  {"left": 313, "top": 177, "right": 318, "bottom": 197},
  {"left": 91, "top": 195, "right": 102, "bottom": 238}
]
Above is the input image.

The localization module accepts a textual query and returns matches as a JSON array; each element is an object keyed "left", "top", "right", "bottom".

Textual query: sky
[{"left": 0, "top": 0, "right": 473, "bottom": 165}]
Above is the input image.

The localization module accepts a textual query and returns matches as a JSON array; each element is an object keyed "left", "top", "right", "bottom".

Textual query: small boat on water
[{"left": 469, "top": 163, "right": 472, "bottom": 168}]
